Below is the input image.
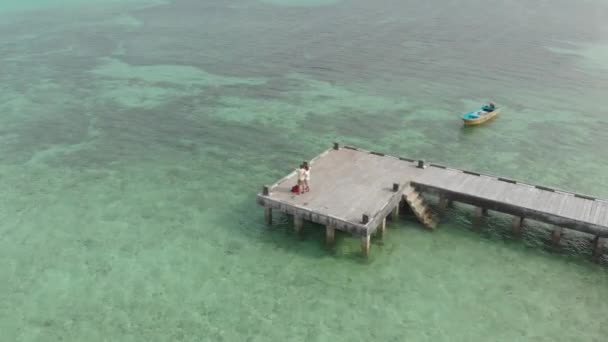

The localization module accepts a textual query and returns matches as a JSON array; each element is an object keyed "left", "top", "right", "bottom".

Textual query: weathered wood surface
[
  {"left": 412, "top": 166, "right": 608, "bottom": 237},
  {"left": 257, "top": 146, "right": 608, "bottom": 238},
  {"left": 257, "top": 147, "right": 409, "bottom": 236}
]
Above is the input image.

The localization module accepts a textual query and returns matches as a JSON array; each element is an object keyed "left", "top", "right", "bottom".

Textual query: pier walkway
[{"left": 257, "top": 144, "right": 608, "bottom": 259}]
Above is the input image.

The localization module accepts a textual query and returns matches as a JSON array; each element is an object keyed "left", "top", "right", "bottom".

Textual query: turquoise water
[{"left": 1, "top": 0, "right": 608, "bottom": 341}]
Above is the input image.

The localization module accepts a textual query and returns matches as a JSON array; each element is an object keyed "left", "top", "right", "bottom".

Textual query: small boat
[{"left": 462, "top": 105, "right": 501, "bottom": 126}]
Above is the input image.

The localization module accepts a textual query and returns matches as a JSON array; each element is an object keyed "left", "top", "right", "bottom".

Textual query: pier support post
[
  {"left": 592, "top": 236, "right": 605, "bottom": 261},
  {"left": 512, "top": 216, "right": 524, "bottom": 237},
  {"left": 361, "top": 235, "right": 371, "bottom": 257},
  {"left": 482, "top": 208, "right": 490, "bottom": 216},
  {"left": 294, "top": 215, "right": 303, "bottom": 234},
  {"left": 326, "top": 225, "right": 336, "bottom": 245},
  {"left": 438, "top": 194, "right": 451, "bottom": 214},
  {"left": 378, "top": 218, "right": 386, "bottom": 238},
  {"left": 473, "top": 207, "right": 484, "bottom": 228},
  {"left": 551, "top": 227, "right": 563, "bottom": 246},
  {"left": 264, "top": 207, "right": 272, "bottom": 225},
  {"left": 391, "top": 204, "right": 400, "bottom": 221}
]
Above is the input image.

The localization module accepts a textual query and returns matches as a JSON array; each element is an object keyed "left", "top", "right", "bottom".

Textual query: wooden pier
[{"left": 257, "top": 143, "right": 608, "bottom": 259}]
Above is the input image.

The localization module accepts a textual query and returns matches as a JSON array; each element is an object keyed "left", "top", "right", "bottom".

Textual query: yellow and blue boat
[{"left": 462, "top": 105, "right": 501, "bottom": 126}]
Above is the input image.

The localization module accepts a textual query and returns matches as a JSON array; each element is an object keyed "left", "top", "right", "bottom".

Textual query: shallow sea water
[{"left": 1, "top": 0, "right": 608, "bottom": 341}]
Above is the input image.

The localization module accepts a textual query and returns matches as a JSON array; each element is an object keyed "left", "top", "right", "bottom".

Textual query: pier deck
[{"left": 257, "top": 144, "right": 608, "bottom": 258}]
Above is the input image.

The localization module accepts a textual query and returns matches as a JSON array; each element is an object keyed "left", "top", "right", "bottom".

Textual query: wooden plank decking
[{"left": 257, "top": 144, "right": 608, "bottom": 258}]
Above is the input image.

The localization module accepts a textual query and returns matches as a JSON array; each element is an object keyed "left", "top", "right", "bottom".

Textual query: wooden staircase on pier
[{"left": 403, "top": 184, "right": 437, "bottom": 229}]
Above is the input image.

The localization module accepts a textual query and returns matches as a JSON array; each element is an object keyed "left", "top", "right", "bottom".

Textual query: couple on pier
[{"left": 291, "top": 163, "right": 311, "bottom": 195}]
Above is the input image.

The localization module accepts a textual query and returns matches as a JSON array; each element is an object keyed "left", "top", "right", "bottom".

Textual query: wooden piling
[
  {"left": 551, "top": 227, "right": 563, "bottom": 246},
  {"left": 391, "top": 204, "right": 400, "bottom": 221},
  {"left": 326, "top": 225, "right": 336, "bottom": 245},
  {"left": 294, "top": 215, "right": 303, "bottom": 234},
  {"left": 264, "top": 207, "right": 272, "bottom": 225},
  {"left": 482, "top": 208, "right": 489, "bottom": 216},
  {"left": 592, "top": 236, "right": 605, "bottom": 260},
  {"left": 438, "top": 194, "right": 450, "bottom": 214},
  {"left": 473, "top": 207, "right": 484, "bottom": 228},
  {"left": 361, "top": 235, "right": 371, "bottom": 257},
  {"left": 512, "top": 216, "right": 524, "bottom": 237},
  {"left": 378, "top": 217, "right": 386, "bottom": 238}
]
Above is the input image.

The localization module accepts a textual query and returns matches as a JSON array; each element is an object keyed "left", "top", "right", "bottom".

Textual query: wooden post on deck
[
  {"left": 361, "top": 235, "right": 371, "bottom": 257},
  {"left": 294, "top": 215, "right": 303, "bottom": 234},
  {"left": 264, "top": 207, "right": 272, "bottom": 225},
  {"left": 263, "top": 185, "right": 270, "bottom": 196},
  {"left": 473, "top": 207, "right": 484, "bottom": 228},
  {"left": 512, "top": 216, "right": 524, "bottom": 237},
  {"left": 378, "top": 217, "right": 386, "bottom": 238},
  {"left": 326, "top": 225, "right": 336, "bottom": 245},
  {"left": 417, "top": 160, "right": 425, "bottom": 169},
  {"left": 551, "top": 227, "right": 563, "bottom": 246},
  {"left": 333, "top": 142, "right": 339, "bottom": 150}
]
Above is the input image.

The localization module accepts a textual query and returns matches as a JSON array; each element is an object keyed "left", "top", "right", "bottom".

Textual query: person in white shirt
[
  {"left": 296, "top": 164, "right": 306, "bottom": 194},
  {"left": 303, "top": 164, "right": 311, "bottom": 193}
]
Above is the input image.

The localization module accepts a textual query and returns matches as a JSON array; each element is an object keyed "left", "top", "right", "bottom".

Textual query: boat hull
[{"left": 462, "top": 108, "right": 500, "bottom": 126}]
